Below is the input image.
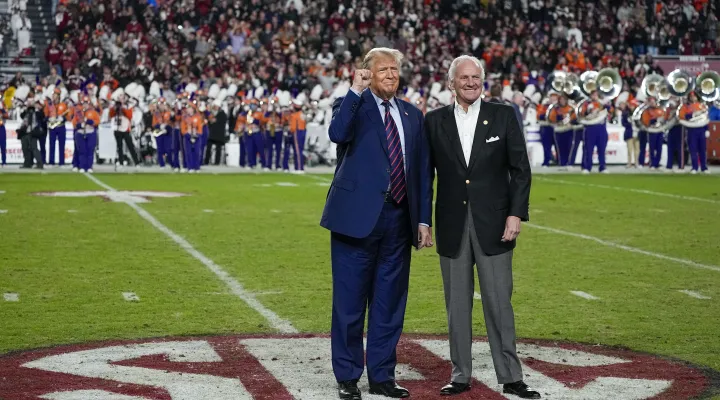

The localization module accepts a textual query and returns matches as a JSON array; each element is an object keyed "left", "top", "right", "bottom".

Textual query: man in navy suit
[{"left": 320, "top": 47, "right": 434, "bottom": 399}]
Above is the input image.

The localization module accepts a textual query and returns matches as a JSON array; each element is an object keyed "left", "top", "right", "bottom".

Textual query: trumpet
[
  {"left": 48, "top": 108, "right": 72, "bottom": 129},
  {"left": 151, "top": 126, "right": 167, "bottom": 137}
]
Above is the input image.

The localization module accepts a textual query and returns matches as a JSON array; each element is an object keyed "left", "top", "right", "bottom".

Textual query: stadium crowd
[
  {"left": 38, "top": 0, "right": 718, "bottom": 97},
  {"left": 0, "top": 0, "right": 719, "bottom": 172}
]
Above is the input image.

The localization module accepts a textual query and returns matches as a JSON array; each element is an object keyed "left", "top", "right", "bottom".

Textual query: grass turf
[{"left": 0, "top": 172, "right": 718, "bottom": 382}]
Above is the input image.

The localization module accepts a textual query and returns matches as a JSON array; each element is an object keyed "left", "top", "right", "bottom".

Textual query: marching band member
[
  {"left": 0, "top": 102, "right": 7, "bottom": 167},
  {"left": 636, "top": 107, "right": 649, "bottom": 168},
  {"left": 264, "top": 100, "right": 283, "bottom": 170},
  {"left": 199, "top": 99, "right": 210, "bottom": 165},
  {"left": 73, "top": 96, "right": 101, "bottom": 173},
  {"left": 109, "top": 96, "right": 140, "bottom": 167},
  {"left": 233, "top": 98, "right": 248, "bottom": 168},
  {"left": 70, "top": 98, "right": 83, "bottom": 171},
  {"left": 680, "top": 91, "right": 710, "bottom": 173},
  {"left": 641, "top": 96, "right": 666, "bottom": 170},
  {"left": 619, "top": 100, "right": 638, "bottom": 168},
  {"left": 664, "top": 100, "right": 685, "bottom": 172},
  {"left": 44, "top": 89, "right": 69, "bottom": 166},
  {"left": 181, "top": 104, "right": 203, "bottom": 172},
  {"left": 536, "top": 93, "right": 556, "bottom": 167},
  {"left": 245, "top": 100, "right": 267, "bottom": 170},
  {"left": 569, "top": 122, "right": 583, "bottom": 167},
  {"left": 170, "top": 95, "right": 185, "bottom": 172},
  {"left": 151, "top": 99, "right": 173, "bottom": 167},
  {"left": 579, "top": 90, "right": 610, "bottom": 173},
  {"left": 284, "top": 98, "right": 306, "bottom": 173},
  {"left": 548, "top": 93, "right": 576, "bottom": 167}
]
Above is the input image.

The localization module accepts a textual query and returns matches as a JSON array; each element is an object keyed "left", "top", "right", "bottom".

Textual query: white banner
[
  {"left": 97, "top": 123, "right": 117, "bottom": 160},
  {"left": 525, "top": 124, "right": 667, "bottom": 166},
  {"left": 2, "top": 120, "right": 75, "bottom": 164}
]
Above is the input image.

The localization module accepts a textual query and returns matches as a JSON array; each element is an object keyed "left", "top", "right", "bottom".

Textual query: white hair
[
  {"left": 362, "top": 47, "right": 404, "bottom": 70},
  {"left": 447, "top": 55, "right": 485, "bottom": 82}
]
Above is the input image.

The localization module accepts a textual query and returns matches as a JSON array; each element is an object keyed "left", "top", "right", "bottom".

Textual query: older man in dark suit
[{"left": 423, "top": 55, "right": 539, "bottom": 399}]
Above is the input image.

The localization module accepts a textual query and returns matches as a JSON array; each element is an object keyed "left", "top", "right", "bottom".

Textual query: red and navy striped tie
[{"left": 382, "top": 100, "right": 406, "bottom": 203}]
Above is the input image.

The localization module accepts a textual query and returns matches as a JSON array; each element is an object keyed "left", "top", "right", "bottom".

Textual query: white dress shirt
[
  {"left": 349, "top": 88, "right": 406, "bottom": 169},
  {"left": 453, "top": 100, "right": 481, "bottom": 165}
]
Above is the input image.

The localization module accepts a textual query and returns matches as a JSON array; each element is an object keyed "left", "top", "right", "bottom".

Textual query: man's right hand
[{"left": 352, "top": 69, "right": 372, "bottom": 93}]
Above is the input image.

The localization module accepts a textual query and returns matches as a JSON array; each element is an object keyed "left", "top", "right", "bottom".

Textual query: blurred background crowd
[{"left": 0, "top": 0, "right": 719, "bottom": 170}]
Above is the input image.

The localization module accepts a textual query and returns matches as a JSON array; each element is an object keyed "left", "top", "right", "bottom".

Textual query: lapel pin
[
  {"left": 404, "top": 111, "right": 408, "bottom": 116},
  {"left": 483, "top": 120, "right": 488, "bottom": 125}
]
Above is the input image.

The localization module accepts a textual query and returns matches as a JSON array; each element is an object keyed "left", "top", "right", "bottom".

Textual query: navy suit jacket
[{"left": 320, "top": 89, "right": 433, "bottom": 249}]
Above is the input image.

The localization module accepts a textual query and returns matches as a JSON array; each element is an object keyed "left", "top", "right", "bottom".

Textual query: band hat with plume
[{"left": 310, "top": 84, "right": 323, "bottom": 101}]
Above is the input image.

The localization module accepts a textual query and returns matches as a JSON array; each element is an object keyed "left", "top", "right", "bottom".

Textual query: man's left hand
[
  {"left": 501, "top": 216, "right": 521, "bottom": 242},
  {"left": 418, "top": 225, "right": 433, "bottom": 249}
]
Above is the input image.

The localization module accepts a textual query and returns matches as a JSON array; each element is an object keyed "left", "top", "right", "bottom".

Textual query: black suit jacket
[
  {"left": 425, "top": 100, "right": 531, "bottom": 257},
  {"left": 209, "top": 110, "right": 228, "bottom": 142}
]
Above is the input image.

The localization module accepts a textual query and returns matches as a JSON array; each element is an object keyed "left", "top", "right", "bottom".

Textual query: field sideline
[{"left": 0, "top": 169, "right": 719, "bottom": 399}]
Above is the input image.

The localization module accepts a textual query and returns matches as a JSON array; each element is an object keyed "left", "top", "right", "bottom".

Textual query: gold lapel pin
[{"left": 483, "top": 120, "right": 488, "bottom": 125}]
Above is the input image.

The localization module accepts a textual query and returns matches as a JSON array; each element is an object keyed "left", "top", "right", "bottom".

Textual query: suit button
[
  {"left": 387, "top": 168, "right": 391, "bottom": 173},
  {"left": 465, "top": 180, "right": 470, "bottom": 184},
  {"left": 463, "top": 201, "right": 467, "bottom": 205}
]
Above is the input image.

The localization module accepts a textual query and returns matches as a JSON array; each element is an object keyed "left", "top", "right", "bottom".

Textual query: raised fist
[{"left": 352, "top": 69, "right": 372, "bottom": 92}]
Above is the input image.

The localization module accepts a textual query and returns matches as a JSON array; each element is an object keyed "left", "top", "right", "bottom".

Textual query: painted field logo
[
  {"left": 0, "top": 334, "right": 715, "bottom": 399},
  {"left": 33, "top": 191, "right": 188, "bottom": 203}
]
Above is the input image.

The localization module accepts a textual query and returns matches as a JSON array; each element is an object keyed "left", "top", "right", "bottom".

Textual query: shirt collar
[
  {"left": 370, "top": 90, "right": 396, "bottom": 109},
  {"left": 454, "top": 99, "right": 481, "bottom": 115}
]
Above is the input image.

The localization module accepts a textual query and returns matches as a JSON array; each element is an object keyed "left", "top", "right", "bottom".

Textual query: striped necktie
[{"left": 382, "top": 100, "right": 406, "bottom": 204}]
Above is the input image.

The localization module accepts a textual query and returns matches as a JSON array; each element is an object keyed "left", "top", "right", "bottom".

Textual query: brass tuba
[
  {"left": 695, "top": 71, "right": 720, "bottom": 102},
  {"left": 595, "top": 68, "right": 622, "bottom": 99},
  {"left": 640, "top": 73, "right": 665, "bottom": 99},
  {"left": 547, "top": 71, "right": 580, "bottom": 97},
  {"left": 667, "top": 69, "right": 695, "bottom": 97}
]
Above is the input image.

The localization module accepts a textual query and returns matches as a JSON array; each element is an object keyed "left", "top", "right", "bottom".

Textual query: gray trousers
[{"left": 439, "top": 206, "right": 523, "bottom": 384}]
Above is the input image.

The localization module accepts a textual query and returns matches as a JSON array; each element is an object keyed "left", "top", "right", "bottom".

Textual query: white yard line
[
  {"left": 3, "top": 293, "right": 19, "bottom": 302},
  {"left": 84, "top": 173, "right": 298, "bottom": 334},
  {"left": 122, "top": 292, "right": 140, "bottom": 302},
  {"left": 535, "top": 177, "right": 720, "bottom": 205},
  {"left": 275, "top": 182, "right": 299, "bottom": 187},
  {"left": 525, "top": 223, "right": 720, "bottom": 273},
  {"left": 0, "top": 210, "right": 7, "bottom": 214},
  {"left": 678, "top": 290, "right": 711, "bottom": 300},
  {"left": 570, "top": 291, "right": 600, "bottom": 300},
  {"left": 303, "top": 174, "right": 333, "bottom": 184}
]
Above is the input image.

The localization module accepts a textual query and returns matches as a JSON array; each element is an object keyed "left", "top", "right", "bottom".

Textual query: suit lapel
[
  {"left": 467, "top": 100, "right": 496, "bottom": 171},
  {"left": 441, "top": 104, "right": 467, "bottom": 169},
  {"left": 395, "top": 99, "right": 413, "bottom": 169},
  {"left": 362, "top": 90, "right": 388, "bottom": 156}
]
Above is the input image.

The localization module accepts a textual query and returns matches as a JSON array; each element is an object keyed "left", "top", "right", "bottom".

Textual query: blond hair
[{"left": 361, "top": 48, "right": 404, "bottom": 70}]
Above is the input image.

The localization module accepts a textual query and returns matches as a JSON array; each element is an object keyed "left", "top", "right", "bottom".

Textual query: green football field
[{"left": 0, "top": 170, "right": 719, "bottom": 397}]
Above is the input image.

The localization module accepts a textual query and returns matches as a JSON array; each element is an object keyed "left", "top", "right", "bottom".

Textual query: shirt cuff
[
  {"left": 419, "top": 223, "right": 430, "bottom": 227},
  {"left": 349, "top": 87, "right": 361, "bottom": 97}
]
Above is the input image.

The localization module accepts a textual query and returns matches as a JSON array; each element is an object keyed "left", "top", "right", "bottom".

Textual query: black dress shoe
[
  {"left": 503, "top": 381, "right": 541, "bottom": 399},
  {"left": 368, "top": 381, "right": 410, "bottom": 398},
  {"left": 440, "top": 381, "right": 471, "bottom": 395},
  {"left": 338, "top": 380, "right": 362, "bottom": 400}
]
